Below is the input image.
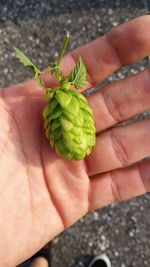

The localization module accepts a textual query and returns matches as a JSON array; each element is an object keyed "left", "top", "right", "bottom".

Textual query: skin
[{"left": 0, "top": 15, "right": 150, "bottom": 267}]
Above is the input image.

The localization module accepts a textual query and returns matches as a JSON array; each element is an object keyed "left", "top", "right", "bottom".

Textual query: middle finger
[{"left": 87, "top": 68, "right": 150, "bottom": 132}]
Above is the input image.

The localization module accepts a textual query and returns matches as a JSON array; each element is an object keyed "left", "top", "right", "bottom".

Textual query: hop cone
[{"left": 43, "top": 88, "right": 96, "bottom": 160}]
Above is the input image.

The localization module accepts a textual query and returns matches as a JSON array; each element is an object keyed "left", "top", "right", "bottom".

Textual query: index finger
[{"left": 43, "top": 15, "right": 150, "bottom": 89}]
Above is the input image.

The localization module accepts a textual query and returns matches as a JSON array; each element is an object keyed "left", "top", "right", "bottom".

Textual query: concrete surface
[{"left": 0, "top": 1, "right": 150, "bottom": 267}]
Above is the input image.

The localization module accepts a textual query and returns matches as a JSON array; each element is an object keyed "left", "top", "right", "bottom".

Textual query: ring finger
[{"left": 86, "top": 118, "right": 150, "bottom": 176}]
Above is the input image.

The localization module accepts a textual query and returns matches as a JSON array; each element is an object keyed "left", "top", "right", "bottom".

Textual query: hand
[{"left": 0, "top": 15, "right": 150, "bottom": 267}]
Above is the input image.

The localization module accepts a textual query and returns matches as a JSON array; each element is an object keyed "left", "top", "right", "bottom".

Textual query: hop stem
[
  {"left": 56, "top": 32, "right": 70, "bottom": 67},
  {"left": 49, "top": 33, "right": 70, "bottom": 83}
]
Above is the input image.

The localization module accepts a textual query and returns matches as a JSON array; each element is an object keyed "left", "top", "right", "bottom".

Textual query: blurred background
[{"left": 0, "top": 1, "right": 150, "bottom": 267}]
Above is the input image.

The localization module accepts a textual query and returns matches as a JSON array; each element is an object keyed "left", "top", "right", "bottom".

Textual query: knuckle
[
  {"left": 110, "top": 130, "right": 130, "bottom": 166},
  {"left": 138, "top": 164, "right": 149, "bottom": 193},
  {"left": 108, "top": 171, "right": 121, "bottom": 202},
  {"left": 101, "top": 89, "right": 123, "bottom": 123}
]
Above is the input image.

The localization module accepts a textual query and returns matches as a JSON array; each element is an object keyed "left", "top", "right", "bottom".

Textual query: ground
[{"left": 0, "top": 1, "right": 150, "bottom": 267}]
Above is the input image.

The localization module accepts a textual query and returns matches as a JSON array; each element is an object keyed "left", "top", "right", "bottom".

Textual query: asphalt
[{"left": 0, "top": 1, "right": 150, "bottom": 267}]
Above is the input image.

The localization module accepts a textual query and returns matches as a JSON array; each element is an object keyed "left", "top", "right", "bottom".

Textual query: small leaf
[
  {"left": 48, "top": 106, "right": 62, "bottom": 121},
  {"left": 60, "top": 116, "right": 73, "bottom": 131},
  {"left": 67, "top": 96, "right": 79, "bottom": 115},
  {"left": 56, "top": 89, "right": 72, "bottom": 108},
  {"left": 14, "top": 47, "right": 40, "bottom": 73},
  {"left": 79, "top": 99, "right": 93, "bottom": 116},
  {"left": 68, "top": 57, "right": 86, "bottom": 89},
  {"left": 86, "top": 134, "right": 95, "bottom": 146},
  {"left": 74, "top": 92, "right": 87, "bottom": 103},
  {"left": 14, "top": 47, "right": 42, "bottom": 86}
]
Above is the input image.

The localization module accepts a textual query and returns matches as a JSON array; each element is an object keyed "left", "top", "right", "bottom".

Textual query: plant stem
[{"left": 56, "top": 32, "right": 70, "bottom": 67}]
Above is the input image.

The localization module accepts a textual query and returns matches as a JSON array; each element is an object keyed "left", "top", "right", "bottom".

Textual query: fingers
[
  {"left": 89, "top": 160, "right": 150, "bottom": 211},
  {"left": 43, "top": 15, "right": 150, "bottom": 89},
  {"left": 72, "top": 15, "right": 150, "bottom": 86},
  {"left": 86, "top": 118, "right": 150, "bottom": 176},
  {"left": 87, "top": 68, "right": 150, "bottom": 132},
  {"left": 107, "top": 15, "right": 150, "bottom": 65}
]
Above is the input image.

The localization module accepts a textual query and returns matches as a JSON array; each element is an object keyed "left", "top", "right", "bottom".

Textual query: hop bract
[{"left": 43, "top": 88, "right": 96, "bottom": 160}]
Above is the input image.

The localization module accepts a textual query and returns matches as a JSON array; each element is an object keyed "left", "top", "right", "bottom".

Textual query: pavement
[{"left": 0, "top": 1, "right": 150, "bottom": 267}]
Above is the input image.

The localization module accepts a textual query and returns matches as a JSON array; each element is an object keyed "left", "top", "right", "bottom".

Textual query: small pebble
[{"left": 4, "top": 68, "right": 8, "bottom": 74}]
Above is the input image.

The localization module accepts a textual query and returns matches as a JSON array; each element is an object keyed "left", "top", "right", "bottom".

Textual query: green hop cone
[
  {"left": 14, "top": 33, "right": 96, "bottom": 160},
  {"left": 43, "top": 88, "right": 96, "bottom": 160}
]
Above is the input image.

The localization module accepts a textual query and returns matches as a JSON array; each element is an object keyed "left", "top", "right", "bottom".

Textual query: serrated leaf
[
  {"left": 68, "top": 57, "right": 86, "bottom": 89},
  {"left": 14, "top": 47, "right": 42, "bottom": 86}
]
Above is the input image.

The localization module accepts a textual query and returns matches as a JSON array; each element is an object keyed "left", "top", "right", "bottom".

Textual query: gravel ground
[{"left": 0, "top": 1, "right": 150, "bottom": 267}]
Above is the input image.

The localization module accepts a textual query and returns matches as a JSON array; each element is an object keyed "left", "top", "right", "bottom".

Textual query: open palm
[{"left": 0, "top": 16, "right": 150, "bottom": 267}]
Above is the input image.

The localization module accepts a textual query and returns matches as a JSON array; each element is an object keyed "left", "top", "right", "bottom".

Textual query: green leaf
[
  {"left": 67, "top": 96, "right": 79, "bottom": 115},
  {"left": 14, "top": 47, "right": 39, "bottom": 73},
  {"left": 60, "top": 116, "right": 73, "bottom": 131},
  {"left": 56, "top": 89, "right": 72, "bottom": 108},
  {"left": 14, "top": 47, "right": 42, "bottom": 86},
  {"left": 68, "top": 57, "right": 86, "bottom": 89}
]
